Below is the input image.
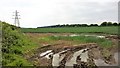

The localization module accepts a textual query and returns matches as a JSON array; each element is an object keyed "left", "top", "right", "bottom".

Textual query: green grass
[
  {"left": 21, "top": 26, "right": 118, "bottom": 34},
  {"left": 46, "top": 35, "right": 113, "bottom": 48},
  {"left": 2, "top": 22, "right": 40, "bottom": 66},
  {"left": 2, "top": 53, "right": 33, "bottom": 66}
]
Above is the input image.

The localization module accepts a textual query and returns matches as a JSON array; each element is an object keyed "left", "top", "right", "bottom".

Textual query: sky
[{"left": 0, "top": 0, "right": 119, "bottom": 28}]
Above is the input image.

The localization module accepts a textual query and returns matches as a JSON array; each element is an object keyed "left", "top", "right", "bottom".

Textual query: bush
[
  {"left": 13, "top": 49, "right": 22, "bottom": 55},
  {"left": 1, "top": 21, "right": 34, "bottom": 66},
  {"left": 15, "top": 60, "right": 23, "bottom": 66}
]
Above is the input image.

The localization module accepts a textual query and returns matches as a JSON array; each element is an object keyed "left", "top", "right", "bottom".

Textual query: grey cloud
[{"left": 61, "top": 2, "right": 118, "bottom": 24}]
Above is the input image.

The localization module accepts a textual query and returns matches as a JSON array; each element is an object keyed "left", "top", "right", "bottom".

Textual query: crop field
[{"left": 21, "top": 26, "right": 119, "bottom": 34}]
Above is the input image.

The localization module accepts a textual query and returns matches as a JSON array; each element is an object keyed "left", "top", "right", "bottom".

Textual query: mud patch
[{"left": 24, "top": 33, "right": 119, "bottom": 67}]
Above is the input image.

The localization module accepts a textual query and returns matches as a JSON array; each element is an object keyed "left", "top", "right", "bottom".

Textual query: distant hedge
[{"left": 37, "top": 22, "right": 119, "bottom": 28}]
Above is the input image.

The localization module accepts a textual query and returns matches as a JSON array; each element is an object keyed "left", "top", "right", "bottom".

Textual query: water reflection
[{"left": 40, "top": 49, "right": 118, "bottom": 67}]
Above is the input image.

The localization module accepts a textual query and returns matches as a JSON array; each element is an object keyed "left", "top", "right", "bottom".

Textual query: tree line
[{"left": 38, "top": 22, "right": 120, "bottom": 28}]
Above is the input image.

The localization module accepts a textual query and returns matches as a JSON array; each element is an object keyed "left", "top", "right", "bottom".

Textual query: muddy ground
[{"left": 24, "top": 33, "right": 119, "bottom": 68}]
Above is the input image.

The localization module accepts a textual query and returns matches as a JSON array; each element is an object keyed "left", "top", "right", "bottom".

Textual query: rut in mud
[
  {"left": 38, "top": 44, "right": 118, "bottom": 68},
  {"left": 26, "top": 44, "right": 118, "bottom": 67}
]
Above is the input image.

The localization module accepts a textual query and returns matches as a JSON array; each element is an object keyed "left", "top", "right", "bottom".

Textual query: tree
[
  {"left": 118, "top": 23, "right": 120, "bottom": 26},
  {"left": 100, "top": 22, "right": 107, "bottom": 26},
  {"left": 107, "top": 22, "right": 113, "bottom": 26},
  {"left": 66, "top": 24, "right": 69, "bottom": 27},
  {"left": 90, "top": 24, "right": 98, "bottom": 26},
  {"left": 113, "top": 23, "right": 118, "bottom": 26},
  {"left": 81, "top": 24, "right": 88, "bottom": 27}
]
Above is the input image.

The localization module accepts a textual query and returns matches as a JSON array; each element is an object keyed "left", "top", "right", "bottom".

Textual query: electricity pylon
[{"left": 13, "top": 10, "right": 20, "bottom": 27}]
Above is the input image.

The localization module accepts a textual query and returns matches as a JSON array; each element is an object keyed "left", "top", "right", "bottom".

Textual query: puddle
[
  {"left": 65, "top": 49, "right": 88, "bottom": 66},
  {"left": 80, "top": 50, "right": 88, "bottom": 62},
  {"left": 69, "top": 34, "right": 79, "bottom": 37},
  {"left": 52, "top": 53, "right": 60, "bottom": 66},
  {"left": 84, "top": 35, "right": 105, "bottom": 38},
  {"left": 52, "top": 51, "right": 66, "bottom": 66},
  {"left": 45, "top": 52, "right": 53, "bottom": 59},
  {"left": 53, "top": 34, "right": 106, "bottom": 40},
  {"left": 96, "top": 36, "right": 105, "bottom": 38},
  {"left": 69, "top": 34, "right": 105, "bottom": 38},
  {"left": 43, "top": 49, "right": 89, "bottom": 66},
  {"left": 94, "top": 59, "right": 109, "bottom": 66},
  {"left": 40, "top": 50, "right": 52, "bottom": 57},
  {"left": 59, "top": 49, "right": 70, "bottom": 54},
  {"left": 39, "top": 47, "right": 118, "bottom": 67},
  {"left": 94, "top": 52, "right": 118, "bottom": 66},
  {"left": 113, "top": 52, "right": 119, "bottom": 66}
]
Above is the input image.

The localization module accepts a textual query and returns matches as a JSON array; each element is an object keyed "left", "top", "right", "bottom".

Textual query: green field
[{"left": 21, "top": 26, "right": 119, "bottom": 34}]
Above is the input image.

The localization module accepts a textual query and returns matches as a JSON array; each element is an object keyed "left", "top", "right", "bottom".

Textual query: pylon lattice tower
[{"left": 13, "top": 10, "right": 20, "bottom": 27}]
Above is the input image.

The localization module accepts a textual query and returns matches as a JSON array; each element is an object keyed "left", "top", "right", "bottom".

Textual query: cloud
[{"left": 0, "top": 0, "right": 119, "bottom": 27}]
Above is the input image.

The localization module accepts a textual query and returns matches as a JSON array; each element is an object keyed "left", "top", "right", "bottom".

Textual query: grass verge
[{"left": 46, "top": 35, "right": 113, "bottom": 48}]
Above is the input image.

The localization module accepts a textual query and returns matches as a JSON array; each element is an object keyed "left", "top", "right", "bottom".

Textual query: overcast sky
[{"left": 0, "top": 0, "right": 119, "bottom": 28}]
